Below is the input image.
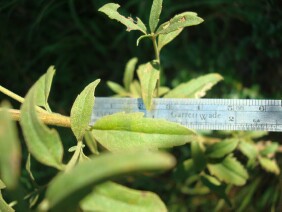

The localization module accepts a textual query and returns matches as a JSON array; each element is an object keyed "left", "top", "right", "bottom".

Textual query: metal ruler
[{"left": 91, "top": 98, "right": 282, "bottom": 132}]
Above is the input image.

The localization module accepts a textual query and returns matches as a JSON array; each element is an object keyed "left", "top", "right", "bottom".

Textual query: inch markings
[{"left": 91, "top": 98, "right": 282, "bottom": 132}]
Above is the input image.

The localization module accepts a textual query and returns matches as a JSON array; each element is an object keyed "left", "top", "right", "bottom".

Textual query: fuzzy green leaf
[
  {"left": 123, "top": 57, "right": 138, "bottom": 91},
  {"left": 20, "top": 83, "right": 64, "bottom": 170},
  {"left": 46, "top": 151, "right": 175, "bottom": 211},
  {"left": 92, "top": 112, "right": 195, "bottom": 152},
  {"left": 149, "top": 0, "right": 163, "bottom": 32},
  {"left": 156, "top": 11, "right": 204, "bottom": 35},
  {"left": 158, "top": 28, "right": 183, "bottom": 51},
  {"left": 84, "top": 131, "right": 99, "bottom": 155},
  {"left": 206, "top": 138, "right": 239, "bottom": 159},
  {"left": 99, "top": 3, "right": 146, "bottom": 34},
  {"left": 191, "top": 140, "right": 206, "bottom": 172},
  {"left": 35, "top": 66, "right": 55, "bottom": 112},
  {"left": 107, "top": 81, "right": 129, "bottom": 96},
  {"left": 70, "top": 79, "right": 100, "bottom": 141},
  {"left": 207, "top": 155, "right": 248, "bottom": 186},
  {"left": 81, "top": 181, "right": 167, "bottom": 212},
  {"left": 164, "top": 73, "right": 223, "bottom": 98},
  {"left": 137, "top": 61, "right": 160, "bottom": 110},
  {"left": 0, "top": 102, "right": 21, "bottom": 189},
  {"left": 258, "top": 157, "right": 280, "bottom": 175}
]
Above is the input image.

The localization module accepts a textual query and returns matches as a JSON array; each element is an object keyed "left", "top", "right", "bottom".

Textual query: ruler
[{"left": 91, "top": 98, "right": 282, "bottom": 132}]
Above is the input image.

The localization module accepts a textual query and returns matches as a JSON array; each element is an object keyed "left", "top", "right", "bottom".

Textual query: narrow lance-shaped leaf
[
  {"left": 158, "top": 28, "right": 183, "bottom": 52},
  {"left": 107, "top": 81, "right": 129, "bottom": 96},
  {"left": 46, "top": 151, "right": 175, "bottom": 211},
  {"left": 164, "top": 73, "right": 223, "bottom": 98},
  {"left": 130, "top": 80, "right": 142, "bottom": 97},
  {"left": 207, "top": 154, "right": 249, "bottom": 186},
  {"left": 84, "top": 131, "right": 99, "bottom": 155},
  {"left": 156, "top": 11, "right": 204, "bottom": 35},
  {"left": 149, "top": 0, "right": 163, "bottom": 32},
  {"left": 0, "top": 102, "right": 21, "bottom": 189},
  {"left": 99, "top": 3, "right": 147, "bottom": 34},
  {"left": 206, "top": 138, "right": 239, "bottom": 159},
  {"left": 137, "top": 61, "right": 159, "bottom": 110},
  {"left": 123, "top": 57, "right": 138, "bottom": 91},
  {"left": 91, "top": 112, "right": 195, "bottom": 152},
  {"left": 81, "top": 181, "right": 167, "bottom": 212},
  {"left": 20, "top": 82, "right": 64, "bottom": 170},
  {"left": 70, "top": 79, "right": 100, "bottom": 141}
]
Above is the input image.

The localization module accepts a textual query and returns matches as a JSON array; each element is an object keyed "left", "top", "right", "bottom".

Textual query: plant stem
[
  {"left": 0, "top": 108, "right": 71, "bottom": 128},
  {"left": 151, "top": 35, "right": 161, "bottom": 96},
  {"left": 65, "top": 141, "right": 83, "bottom": 172},
  {"left": 0, "top": 85, "right": 47, "bottom": 113}
]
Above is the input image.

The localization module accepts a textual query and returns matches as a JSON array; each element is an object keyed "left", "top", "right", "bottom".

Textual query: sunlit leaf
[
  {"left": 70, "top": 79, "right": 100, "bottom": 141},
  {"left": 238, "top": 141, "right": 258, "bottom": 160},
  {"left": 84, "top": 131, "right": 99, "bottom": 155},
  {"left": 156, "top": 11, "right": 203, "bottom": 35},
  {"left": 91, "top": 112, "right": 195, "bottom": 152},
  {"left": 107, "top": 81, "right": 129, "bottom": 96},
  {"left": 46, "top": 151, "right": 175, "bottom": 211},
  {"left": 158, "top": 28, "right": 183, "bottom": 51},
  {"left": 0, "top": 102, "right": 21, "bottom": 189},
  {"left": 207, "top": 154, "right": 248, "bottom": 186},
  {"left": 129, "top": 80, "right": 142, "bottom": 97},
  {"left": 260, "top": 142, "right": 279, "bottom": 156},
  {"left": 206, "top": 138, "right": 239, "bottom": 159},
  {"left": 154, "top": 86, "right": 170, "bottom": 97},
  {"left": 258, "top": 157, "right": 280, "bottom": 175},
  {"left": 99, "top": 3, "right": 147, "bottom": 34},
  {"left": 20, "top": 83, "right": 64, "bottom": 170},
  {"left": 123, "top": 57, "right": 138, "bottom": 91},
  {"left": 81, "top": 181, "right": 167, "bottom": 212},
  {"left": 149, "top": 0, "right": 163, "bottom": 32},
  {"left": 191, "top": 140, "right": 206, "bottom": 172},
  {"left": 35, "top": 66, "right": 55, "bottom": 112},
  {"left": 137, "top": 61, "right": 159, "bottom": 110},
  {"left": 164, "top": 73, "right": 223, "bottom": 98},
  {"left": 0, "top": 194, "right": 14, "bottom": 212}
]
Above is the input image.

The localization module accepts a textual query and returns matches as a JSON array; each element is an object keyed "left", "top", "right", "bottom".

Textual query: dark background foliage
[{"left": 1, "top": 0, "right": 281, "bottom": 114}]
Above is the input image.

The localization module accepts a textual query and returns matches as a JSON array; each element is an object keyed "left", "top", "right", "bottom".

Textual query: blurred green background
[{"left": 1, "top": 0, "right": 281, "bottom": 114}]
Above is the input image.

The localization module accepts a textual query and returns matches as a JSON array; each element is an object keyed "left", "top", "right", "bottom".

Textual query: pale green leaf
[
  {"left": 149, "top": 0, "right": 163, "bottom": 32},
  {"left": 84, "top": 131, "right": 99, "bottom": 155},
  {"left": 99, "top": 3, "right": 146, "bottom": 34},
  {"left": 91, "top": 112, "right": 195, "bottom": 152},
  {"left": 81, "top": 181, "right": 167, "bottom": 212},
  {"left": 260, "top": 142, "right": 279, "bottom": 156},
  {"left": 191, "top": 140, "right": 206, "bottom": 172},
  {"left": 137, "top": 61, "right": 160, "bottom": 110},
  {"left": 156, "top": 11, "right": 204, "bottom": 35},
  {"left": 207, "top": 155, "right": 248, "bottom": 186},
  {"left": 206, "top": 138, "right": 239, "bottom": 159},
  {"left": 70, "top": 79, "right": 100, "bottom": 141},
  {"left": 129, "top": 80, "right": 142, "bottom": 97},
  {"left": 123, "top": 57, "right": 138, "bottom": 91},
  {"left": 0, "top": 102, "right": 21, "bottom": 189},
  {"left": 20, "top": 83, "right": 64, "bottom": 170},
  {"left": 158, "top": 28, "right": 183, "bottom": 51},
  {"left": 164, "top": 73, "right": 223, "bottom": 98},
  {"left": 0, "top": 195, "right": 14, "bottom": 212},
  {"left": 136, "top": 18, "right": 147, "bottom": 34},
  {"left": 154, "top": 86, "right": 170, "bottom": 97},
  {"left": 46, "top": 151, "right": 175, "bottom": 211},
  {"left": 35, "top": 66, "right": 55, "bottom": 112},
  {"left": 258, "top": 157, "right": 280, "bottom": 175},
  {"left": 107, "top": 81, "right": 129, "bottom": 96},
  {"left": 238, "top": 141, "right": 258, "bottom": 160}
]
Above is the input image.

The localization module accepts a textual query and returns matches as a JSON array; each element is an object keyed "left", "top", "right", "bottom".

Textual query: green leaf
[
  {"left": 46, "top": 151, "right": 175, "bottom": 211},
  {"left": 20, "top": 83, "right": 64, "bottom": 170},
  {"left": 81, "top": 181, "right": 167, "bottom": 212},
  {"left": 0, "top": 102, "right": 21, "bottom": 189},
  {"left": 84, "top": 131, "right": 99, "bottom": 155},
  {"left": 149, "top": 0, "right": 163, "bottom": 32},
  {"left": 201, "top": 175, "right": 232, "bottom": 207},
  {"left": 129, "top": 80, "right": 142, "bottom": 97},
  {"left": 206, "top": 138, "right": 239, "bottom": 159},
  {"left": 107, "top": 81, "right": 129, "bottom": 96},
  {"left": 0, "top": 195, "right": 14, "bottom": 212},
  {"left": 191, "top": 140, "right": 206, "bottom": 172},
  {"left": 258, "top": 157, "right": 280, "bottom": 175},
  {"left": 238, "top": 141, "right": 258, "bottom": 160},
  {"left": 158, "top": 28, "right": 183, "bottom": 51},
  {"left": 123, "top": 57, "right": 138, "bottom": 91},
  {"left": 99, "top": 3, "right": 147, "bottom": 34},
  {"left": 164, "top": 73, "right": 223, "bottom": 98},
  {"left": 260, "top": 142, "right": 279, "bottom": 156},
  {"left": 92, "top": 112, "right": 195, "bottom": 152},
  {"left": 156, "top": 11, "right": 204, "bottom": 35},
  {"left": 137, "top": 61, "right": 160, "bottom": 110},
  {"left": 207, "top": 155, "right": 248, "bottom": 186},
  {"left": 35, "top": 66, "right": 55, "bottom": 112},
  {"left": 154, "top": 86, "right": 170, "bottom": 97},
  {"left": 70, "top": 79, "right": 100, "bottom": 141}
]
